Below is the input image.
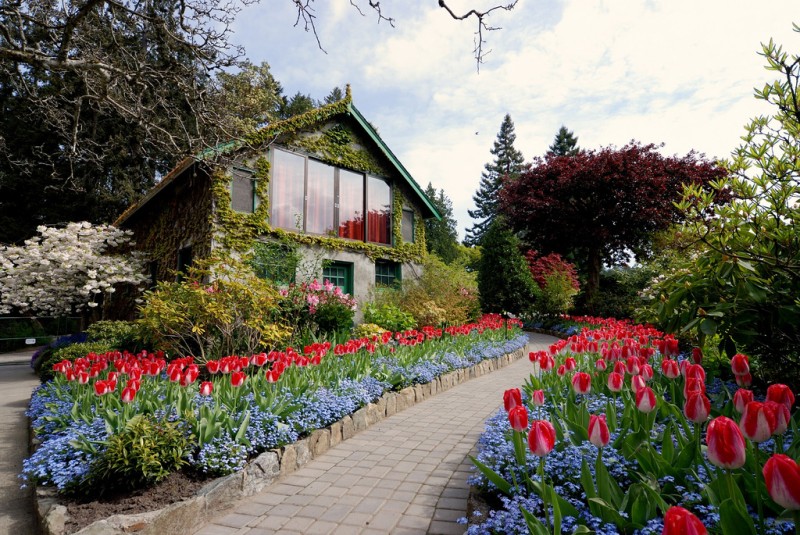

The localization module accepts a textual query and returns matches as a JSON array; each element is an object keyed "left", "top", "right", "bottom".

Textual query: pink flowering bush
[{"left": 279, "top": 279, "right": 357, "bottom": 337}]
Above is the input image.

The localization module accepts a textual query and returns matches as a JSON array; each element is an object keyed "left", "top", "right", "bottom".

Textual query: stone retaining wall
[{"left": 36, "top": 346, "right": 526, "bottom": 535}]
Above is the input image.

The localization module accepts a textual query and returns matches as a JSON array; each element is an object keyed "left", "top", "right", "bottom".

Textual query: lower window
[
  {"left": 375, "top": 260, "right": 401, "bottom": 287},
  {"left": 322, "top": 261, "right": 354, "bottom": 296}
]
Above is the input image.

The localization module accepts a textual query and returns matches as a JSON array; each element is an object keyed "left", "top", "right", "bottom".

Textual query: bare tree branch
[{"left": 438, "top": 0, "right": 519, "bottom": 69}]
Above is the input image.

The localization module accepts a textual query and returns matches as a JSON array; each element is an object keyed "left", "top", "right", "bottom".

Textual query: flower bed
[
  {"left": 22, "top": 314, "right": 527, "bottom": 531},
  {"left": 467, "top": 318, "right": 799, "bottom": 534}
]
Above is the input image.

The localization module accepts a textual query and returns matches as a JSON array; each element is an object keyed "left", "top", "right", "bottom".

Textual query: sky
[{"left": 229, "top": 0, "right": 798, "bottom": 240}]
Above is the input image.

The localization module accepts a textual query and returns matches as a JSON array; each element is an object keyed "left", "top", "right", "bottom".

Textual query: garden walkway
[{"left": 193, "top": 332, "right": 557, "bottom": 535}]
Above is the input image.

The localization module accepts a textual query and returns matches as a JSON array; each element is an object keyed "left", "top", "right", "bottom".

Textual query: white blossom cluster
[{"left": 0, "top": 222, "right": 148, "bottom": 315}]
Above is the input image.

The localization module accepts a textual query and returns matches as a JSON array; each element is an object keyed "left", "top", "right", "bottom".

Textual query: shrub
[
  {"left": 363, "top": 302, "right": 416, "bottom": 332},
  {"left": 83, "top": 415, "right": 190, "bottom": 496},
  {"left": 137, "top": 254, "right": 290, "bottom": 362},
  {"left": 86, "top": 320, "right": 146, "bottom": 350},
  {"left": 477, "top": 221, "right": 537, "bottom": 316},
  {"left": 588, "top": 264, "right": 657, "bottom": 319},
  {"left": 352, "top": 323, "right": 388, "bottom": 339},
  {"left": 536, "top": 271, "right": 579, "bottom": 316},
  {"left": 402, "top": 254, "right": 480, "bottom": 325},
  {"left": 278, "top": 279, "right": 357, "bottom": 338},
  {"left": 36, "top": 341, "right": 115, "bottom": 382}
]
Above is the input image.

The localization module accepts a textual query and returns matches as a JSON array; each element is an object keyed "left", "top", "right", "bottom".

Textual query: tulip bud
[
  {"left": 684, "top": 392, "right": 710, "bottom": 423},
  {"left": 572, "top": 372, "right": 592, "bottom": 395},
  {"left": 607, "top": 372, "right": 624, "bottom": 392},
  {"left": 503, "top": 388, "right": 522, "bottom": 411},
  {"left": 588, "top": 414, "right": 610, "bottom": 448},
  {"left": 635, "top": 386, "right": 657, "bottom": 413},
  {"left": 766, "top": 401, "right": 790, "bottom": 436},
  {"left": 661, "top": 359, "right": 680, "bottom": 379},
  {"left": 631, "top": 374, "right": 646, "bottom": 393},
  {"left": 662, "top": 506, "right": 708, "bottom": 535},
  {"left": 539, "top": 354, "right": 555, "bottom": 372},
  {"left": 557, "top": 364, "right": 567, "bottom": 376},
  {"left": 595, "top": 358, "right": 607, "bottom": 371},
  {"left": 640, "top": 364, "right": 654, "bottom": 382},
  {"left": 625, "top": 356, "right": 640, "bottom": 376},
  {"left": 730, "top": 353, "right": 750, "bottom": 376},
  {"left": 121, "top": 386, "right": 136, "bottom": 403},
  {"left": 735, "top": 372, "right": 752, "bottom": 388},
  {"left": 740, "top": 401, "right": 778, "bottom": 443},
  {"left": 528, "top": 420, "right": 556, "bottom": 457},
  {"left": 508, "top": 405, "right": 529, "bottom": 432},
  {"left": 706, "top": 416, "right": 746, "bottom": 469},
  {"left": 733, "top": 389, "right": 754, "bottom": 414},
  {"left": 763, "top": 454, "right": 800, "bottom": 510},
  {"left": 564, "top": 357, "right": 577, "bottom": 371},
  {"left": 613, "top": 361, "right": 626, "bottom": 375},
  {"left": 691, "top": 347, "right": 703, "bottom": 365},
  {"left": 199, "top": 381, "right": 213, "bottom": 396},
  {"left": 230, "top": 371, "right": 246, "bottom": 387},
  {"left": 685, "top": 364, "right": 706, "bottom": 382},
  {"left": 93, "top": 380, "right": 110, "bottom": 396},
  {"left": 531, "top": 389, "right": 545, "bottom": 407},
  {"left": 206, "top": 360, "right": 220, "bottom": 374},
  {"left": 766, "top": 384, "right": 795, "bottom": 412}
]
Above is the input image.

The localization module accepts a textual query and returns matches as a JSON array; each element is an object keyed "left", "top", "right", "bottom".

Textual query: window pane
[
  {"left": 367, "top": 176, "right": 391, "bottom": 244},
  {"left": 338, "top": 170, "right": 364, "bottom": 240},
  {"left": 307, "top": 160, "right": 335, "bottom": 235},
  {"left": 231, "top": 169, "right": 254, "bottom": 213},
  {"left": 375, "top": 260, "right": 399, "bottom": 286},
  {"left": 402, "top": 209, "right": 415, "bottom": 243},
  {"left": 271, "top": 150, "right": 305, "bottom": 231},
  {"left": 323, "top": 262, "right": 352, "bottom": 295}
]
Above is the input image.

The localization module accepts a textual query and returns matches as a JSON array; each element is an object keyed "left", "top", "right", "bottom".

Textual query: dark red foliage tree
[
  {"left": 526, "top": 250, "right": 580, "bottom": 291},
  {"left": 500, "top": 142, "right": 726, "bottom": 304}
]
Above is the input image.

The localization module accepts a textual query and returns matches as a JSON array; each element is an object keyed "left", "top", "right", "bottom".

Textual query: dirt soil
[{"left": 61, "top": 470, "right": 210, "bottom": 534}]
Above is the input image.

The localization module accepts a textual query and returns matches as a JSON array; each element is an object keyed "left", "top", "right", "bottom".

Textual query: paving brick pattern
[{"left": 193, "top": 333, "right": 556, "bottom": 535}]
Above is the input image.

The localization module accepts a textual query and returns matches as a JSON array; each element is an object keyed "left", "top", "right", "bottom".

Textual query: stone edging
[{"left": 35, "top": 345, "right": 527, "bottom": 535}]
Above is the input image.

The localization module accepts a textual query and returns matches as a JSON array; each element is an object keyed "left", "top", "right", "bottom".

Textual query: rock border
[{"left": 35, "top": 346, "right": 526, "bottom": 535}]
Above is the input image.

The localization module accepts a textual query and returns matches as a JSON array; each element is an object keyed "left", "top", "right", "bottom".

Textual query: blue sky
[{"left": 230, "top": 1, "right": 797, "bottom": 240}]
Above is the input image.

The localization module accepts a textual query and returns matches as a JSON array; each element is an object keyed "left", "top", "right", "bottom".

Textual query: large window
[{"left": 270, "top": 148, "right": 391, "bottom": 244}]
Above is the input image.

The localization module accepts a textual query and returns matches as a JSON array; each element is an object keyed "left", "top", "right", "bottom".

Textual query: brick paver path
[{"left": 193, "top": 332, "right": 557, "bottom": 535}]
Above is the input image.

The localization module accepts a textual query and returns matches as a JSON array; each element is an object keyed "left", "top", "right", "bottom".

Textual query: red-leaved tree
[
  {"left": 500, "top": 142, "right": 726, "bottom": 304},
  {"left": 525, "top": 250, "right": 580, "bottom": 291}
]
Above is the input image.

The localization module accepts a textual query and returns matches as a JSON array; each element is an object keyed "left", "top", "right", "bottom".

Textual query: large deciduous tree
[
  {"left": 499, "top": 142, "right": 725, "bottom": 304},
  {"left": 465, "top": 114, "right": 525, "bottom": 246},
  {"left": 424, "top": 183, "right": 460, "bottom": 264}
]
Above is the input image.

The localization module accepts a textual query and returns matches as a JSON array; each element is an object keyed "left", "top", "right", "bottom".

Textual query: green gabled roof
[{"left": 115, "top": 85, "right": 440, "bottom": 226}]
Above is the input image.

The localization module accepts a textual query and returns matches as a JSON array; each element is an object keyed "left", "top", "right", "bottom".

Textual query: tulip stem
[
  {"left": 539, "top": 457, "right": 552, "bottom": 534},
  {"left": 793, "top": 510, "right": 799, "bottom": 535},
  {"left": 754, "top": 444, "right": 765, "bottom": 535}
]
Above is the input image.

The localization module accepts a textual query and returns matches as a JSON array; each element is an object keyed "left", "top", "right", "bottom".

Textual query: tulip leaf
[
  {"left": 529, "top": 477, "right": 582, "bottom": 521},
  {"left": 661, "top": 423, "right": 675, "bottom": 463},
  {"left": 595, "top": 450, "right": 624, "bottom": 509},
  {"left": 580, "top": 458, "right": 598, "bottom": 499},
  {"left": 719, "top": 498, "right": 757, "bottom": 535},
  {"left": 587, "top": 497, "right": 630, "bottom": 529},
  {"left": 519, "top": 505, "right": 549, "bottom": 535},
  {"left": 469, "top": 455, "right": 512, "bottom": 495},
  {"left": 606, "top": 399, "right": 618, "bottom": 432}
]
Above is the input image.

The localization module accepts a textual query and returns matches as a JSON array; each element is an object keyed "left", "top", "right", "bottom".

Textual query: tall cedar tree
[
  {"left": 477, "top": 219, "right": 538, "bottom": 315},
  {"left": 499, "top": 142, "right": 726, "bottom": 305},
  {"left": 424, "top": 183, "right": 460, "bottom": 264},
  {"left": 547, "top": 126, "right": 580, "bottom": 156},
  {"left": 464, "top": 114, "right": 525, "bottom": 246}
]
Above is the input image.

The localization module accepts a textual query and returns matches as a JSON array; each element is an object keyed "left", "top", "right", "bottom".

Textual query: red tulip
[
  {"left": 733, "top": 389, "right": 754, "bottom": 414},
  {"left": 683, "top": 377, "right": 706, "bottom": 399},
  {"left": 613, "top": 361, "right": 626, "bottom": 375},
  {"left": 504, "top": 388, "right": 522, "bottom": 411},
  {"left": 763, "top": 454, "right": 800, "bottom": 510},
  {"left": 557, "top": 364, "right": 567, "bottom": 376},
  {"left": 635, "top": 386, "right": 657, "bottom": 413},
  {"left": 121, "top": 386, "right": 136, "bottom": 403},
  {"left": 595, "top": 358, "right": 607, "bottom": 371},
  {"left": 662, "top": 506, "right": 707, "bottom": 535},
  {"left": 730, "top": 353, "right": 750, "bottom": 376},
  {"left": 685, "top": 364, "right": 706, "bottom": 382},
  {"left": 230, "top": 371, "right": 246, "bottom": 387},
  {"left": 706, "top": 416, "right": 746, "bottom": 469},
  {"left": 539, "top": 354, "right": 555, "bottom": 372},
  {"left": 77, "top": 371, "right": 90, "bottom": 384},
  {"left": 661, "top": 359, "right": 680, "bottom": 379},
  {"left": 571, "top": 372, "right": 592, "bottom": 395},
  {"left": 564, "top": 357, "right": 577, "bottom": 371},
  {"left": 531, "top": 389, "right": 545, "bottom": 407},
  {"left": 206, "top": 360, "right": 220, "bottom": 374},
  {"left": 588, "top": 414, "right": 610, "bottom": 448},
  {"left": 251, "top": 353, "right": 268, "bottom": 366},
  {"left": 640, "top": 364, "right": 654, "bottom": 382},
  {"left": 767, "top": 401, "right": 790, "bottom": 436},
  {"left": 625, "top": 356, "right": 640, "bottom": 376},
  {"left": 528, "top": 420, "right": 556, "bottom": 457},
  {"left": 766, "top": 384, "right": 795, "bottom": 412},
  {"left": 508, "top": 405, "right": 529, "bottom": 432},
  {"left": 684, "top": 392, "right": 710, "bottom": 423},
  {"left": 740, "top": 401, "right": 778, "bottom": 443},
  {"left": 735, "top": 372, "right": 752, "bottom": 388},
  {"left": 607, "top": 372, "right": 624, "bottom": 392},
  {"left": 199, "top": 381, "right": 213, "bottom": 396},
  {"left": 631, "top": 374, "right": 646, "bottom": 393},
  {"left": 691, "top": 347, "right": 703, "bottom": 365},
  {"left": 93, "top": 380, "right": 110, "bottom": 396}
]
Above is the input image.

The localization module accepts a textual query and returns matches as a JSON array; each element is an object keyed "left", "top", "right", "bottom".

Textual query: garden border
[{"left": 33, "top": 345, "right": 527, "bottom": 535}]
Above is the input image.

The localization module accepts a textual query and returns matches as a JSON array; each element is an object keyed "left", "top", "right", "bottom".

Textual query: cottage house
[{"left": 114, "top": 86, "right": 440, "bottom": 317}]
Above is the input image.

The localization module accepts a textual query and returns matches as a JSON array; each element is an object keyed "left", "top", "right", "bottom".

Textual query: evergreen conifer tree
[
  {"left": 476, "top": 219, "right": 538, "bottom": 315},
  {"left": 547, "top": 125, "right": 580, "bottom": 156},
  {"left": 464, "top": 114, "right": 525, "bottom": 246},
  {"left": 423, "top": 183, "right": 460, "bottom": 264}
]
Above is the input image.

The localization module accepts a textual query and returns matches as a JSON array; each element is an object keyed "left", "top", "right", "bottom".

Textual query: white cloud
[{"left": 232, "top": 0, "right": 799, "bottom": 239}]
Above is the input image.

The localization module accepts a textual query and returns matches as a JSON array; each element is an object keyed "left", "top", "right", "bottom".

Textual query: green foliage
[
  {"left": 214, "top": 60, "right": 283, "bottom": 136},
  {"left": 83, "top": 415, "right": 190, "bottom": 496},
  {"left": 312, "top": 301, "right": 355, "bottom": 335},
  {"left": 588, "top": 265, "right": 657, "bottom": 319},
  {"left": 35, "top": 341, "right": 116, "bottom": 382},
  {"left": 477, "top": 220, "right": 537, "bottom": 316},
  {"left": 249, "top": 240, "right": 300, "bottom": 285},
  {"left": 547, "top": 125, "right": 580, "bottom": 156},
  {"left": 86, "top": 320, "right": 146, "bottom": 350},
  {"left": 423, "top": 182, "right": 460, "bottom": 263},
  {"left": 465, "top": 114, "right": 526, "bottom": 246},
  {"left": 137, "top": 254, "right": 290, "bottom": 361},
  {"left": 534, "top": 272, "right": 579, "bottom": 317},
  {"left": 651, "top": 28, "right": 800, "bottom": 386},
  {"left": 352, "top": 323, "right": 389, "bottom": 338},
  {"left": 363, "top": 302, "right": 417, "bottom": 332}
]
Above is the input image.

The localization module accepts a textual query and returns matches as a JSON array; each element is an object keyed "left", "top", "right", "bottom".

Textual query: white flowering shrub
[{"left": 0, "top": 222, "right": 148, "bottom": 315}]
